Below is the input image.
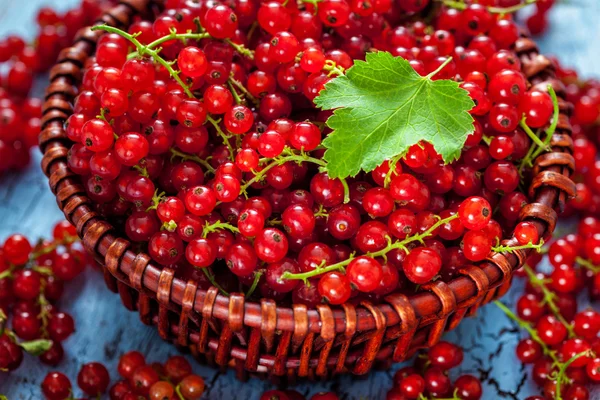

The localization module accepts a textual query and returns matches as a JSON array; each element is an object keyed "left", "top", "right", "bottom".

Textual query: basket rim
[{"left": 39, "top": 0, "right": 576, "bottom": 340}]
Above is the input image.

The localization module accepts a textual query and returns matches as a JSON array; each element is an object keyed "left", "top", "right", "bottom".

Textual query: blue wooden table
[{"left": 0, "top": 1, "right": 599, "bottom": 399}]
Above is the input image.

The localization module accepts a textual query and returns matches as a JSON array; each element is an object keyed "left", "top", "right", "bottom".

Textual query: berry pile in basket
[
  {"left": 0, "top": 0, "right": 120, "bottom": 175},
  {"left": 64, "top": 0, "right": 555, "bottom": 306},
  {"left": 41, "top": 352, "right": 205, "bottom": 399},
  {"left": 0, "top": 221, "right": 90, "bottom": 372},
  {"left": 479, "top": 61, "right": 600, "bottom": 400}
]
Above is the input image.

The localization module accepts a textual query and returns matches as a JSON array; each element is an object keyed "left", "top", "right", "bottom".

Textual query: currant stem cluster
[
  {"left": 494, "top": 301, "right": 560, "bottom": 364},
  {"left": 0, "top": 309, "right": 52, "bottom": 357},
  {"left": 491, "top": 239, "right": 544, "bottom": 254},
  {"left": 281, "top": 214, "right": 458, "bottom": 283},
  {"left": 169, "top": 148, "right": 215, "bottom": 173},
  {"left": 575, "top": 256, "right": 600, "bottom": 274},
  {"left": 439, "top": 0, "right": 539, "bottom": 14},
  {"left": 202, "top": 221, "right": 240, "bottom": 238},
  {"left": 519, "top": 85, "right": 560, "bottom": 175},
  {"left": 239, "top": 147, "right": 327, "bottom": 196},
  {"left": 523, "top": 265, "right": 576, "bottom": 338},
  {"left": 417, "top": 389, "right": 461, "bottom": 400}
]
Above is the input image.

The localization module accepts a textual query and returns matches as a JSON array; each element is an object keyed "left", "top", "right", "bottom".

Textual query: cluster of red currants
[
  {"left": 523, "top": 0, "right": 556, "bottom": 36},
  {"left": 385, "top": 341, "right": 482, "bottom": 400},
  {"left": 42, "top": 352, "right": 205, "bottom": 400},
  {"left": 0, "top": 221, "right": 89, "bottom": 372},
  {"left": 0, "top": 0, "right": 122, "bottom": 175},
  {"left": 60, "top": 0, "right": 554, "bottom": 308},
  {"left": 485, "top": 58, "right": 600, "bottom": 400},
  {"left": 260, "top": 390, "right": 340, "bottom": 400}
]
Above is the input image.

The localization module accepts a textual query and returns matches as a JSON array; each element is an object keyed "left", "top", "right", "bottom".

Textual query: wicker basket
[{"left": 39, "top": 0, "right": 577, "bottom": 382}]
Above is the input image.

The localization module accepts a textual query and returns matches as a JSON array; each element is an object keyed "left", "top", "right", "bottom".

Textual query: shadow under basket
[{"left": 39, "top": 0, "right": 577, "bottom": 383}]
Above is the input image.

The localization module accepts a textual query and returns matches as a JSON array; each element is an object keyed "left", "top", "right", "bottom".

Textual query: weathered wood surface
[{"left": 0, "top": 0, "right": 599, "bottom": 398}]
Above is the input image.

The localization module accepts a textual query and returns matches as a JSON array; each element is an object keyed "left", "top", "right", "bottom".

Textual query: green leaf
[
  {"left": 19, "top": 339, "right": 52, "bottom": 356},
  {"left": 314, "top": 52, "right": 475, "bottom": 178}
]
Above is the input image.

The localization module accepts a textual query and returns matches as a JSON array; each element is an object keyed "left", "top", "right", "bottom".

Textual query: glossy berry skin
[
  {"left": 48, "top": 312, "right": 75, "bottom": 342},
  {"left": 42, "top": 372, "right": 72, "bottom": 400},
  {"left": 185, "top": 186, "right": 217, "bottom": 216},
  {"left": 559, "top": 339, "right": 592, "bottom": 368},
  {"left": 346, "top": 256, "right": 383, "bottom": 292},
  {"left": 484, "top": 161, "right": 519, "bottom": 194},
  {"left": 536, "top": 315, "right": 568, "bottom": 346},
  {"left": 363, "top": 187, "right": 394, "bottom": 217},
  {"left": 179, "top": 375, "right": 205, "bottom": 400},
  {"left": 587, "top": 358, "right": 600, "bottom": 382},
  {"left": 81, "top": 119, "right": 114, "bottom": 152},
  {"left": 514, "top": 221, "right": 539, "bottom": 245},
  {"left": 225, "top": 105, "right": 254, "bottom": 134},
  {"left": 318, "top": 271, "right": 351, "bottom": 305},
  {"left": 118, "top": 351, "right": 146, "bottom": 380},
  {"left": 398, "top": 374, "right": 425, "bottom": 399},
  {"left": 178, "top": 47, "right": 208, "bottom": 78},
  {"left": 204, "top": 5, "right": 238, "bottom": 39},
  {"left": 238, "top": 208, "right": 266, "bottom": 238},
  {"left": 429, "top": 341, "right": 464, "bottom": 370},
  {"left": 282, "top": 204, "right": 315, "bottom": 239},
  {"left": 265, "top": 258, "right": 300, "bottom": 293},
  {"left": 130, "top": 365, "right": 160, "bottom": 396},
  {"left": 149, "top": 231, "right": 183, "bottom": 265},
  {"left": 4, "top": 234, "right": 32, "bottom": 265},
  {"left": 77, "top": 362, "right": 110, "bottom": 395},
  {"left": 519, "top": 90, "right": 554, "bottom": 128},
  {"left": 186, "top": 238, "right": 217, "bottom": 268},
  {"left": 226, "top": 242, "right": 258, "bottom": 277},
  {"left": 255, "top": 228, "right": 288, "bottom": 263},
  {"left": 453, "top": 375, "right": 482, "bottom": 400},
  {"left": 402, "top": 247, "right": 442, "bottom": 284},
  {"left": 318, "top": 0, "right": 350, "bottom": 27},
  {"left": 115, "top": 132, "right": 149, "bottom": 166},
  {"left": 462, "top": 229, "right": 492, "bottom": 262},
  {"left": 12, "top": 269, "right": 42, "bottom": 300}
]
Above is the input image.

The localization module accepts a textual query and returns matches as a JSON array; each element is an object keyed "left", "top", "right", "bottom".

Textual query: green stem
[
  {"left": 554, "top": 350, "right": 594, "bottom": 400},
  {"left": 37, "top": 292, "right": 51, "bottom": 338},
  {"left": 202, "top": 221, "right": 240, "bottom": 238},
  {"left": 225, "top": 39, "right": 255, "bottom": 60},
  {"left": 0, "top": 268, "right": 13, "bottom": 280},
  {"left": 201, "top": 268, "right": 229, "bottom": 296},
  {"left": 282, "top": 214, "right": 458, "bottom": 283},
  {"left": 228, "top": 77, "right": 259, "bottom": 106},
  {"left": 0, "top": 309, "right": 7, "bottom": 336},
  {"left": 426, "top": 56, "right": 453, "bottom": 80},
  {"left": 322, "top": 59, "right": 345, "bottom": 77},
  {"left": 340, "top": 176, "right": 350, "bottom": 204},
  {"left": 519, "top": 85, "right": 560, "bottom": 173},
  {"left": 146, "top": 31, "right": 210, "bottom": 51},
  {"left": 383, "top": 155, "right": 402, "bottom": 189},
  {"left": 523, "top": 266, "right": 576, "bottom": 338},
  {"left": 439, "top": 0, "right": 538, "bottom": 14},
  {"left": 520, "top": 117, "right": 549, "bottom": 151},
  {"left": 576, "top": 256, "right": 600, "bottom": 274},
  {"left": 245, "top": 271, "right": 263, "bottom": 298},
  {"left": 227, "top": 80, "right": 243, "bottom": 105},
  {"left": 314, "top": 204, "right": 329, "bottom": 218},
  {"left": 174, "top": 383, "right": 186, "bottom": 400},
  {"left": 240, "top": 148, "right": 327, "bottom": 196},
  {"left": 206, "top": 115, "right": 235, "bottom": 161},
  {"left": 92, "top": 25, "right": 196, "bottom": 99},
  {"left": 494, "top": 301, "right": 560, "bottom": 364},
  {"left": 31, "top": 235, "right": 78, "bottom": 260},
  {"left": 417, "top": 390, "right": 461, "bottom": 400},
  {"left": 169, "top": 148, "right": 215, "bottom": 173},
  {"left": 491, "top": 240, "right": 544, "bottom": 254}
]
